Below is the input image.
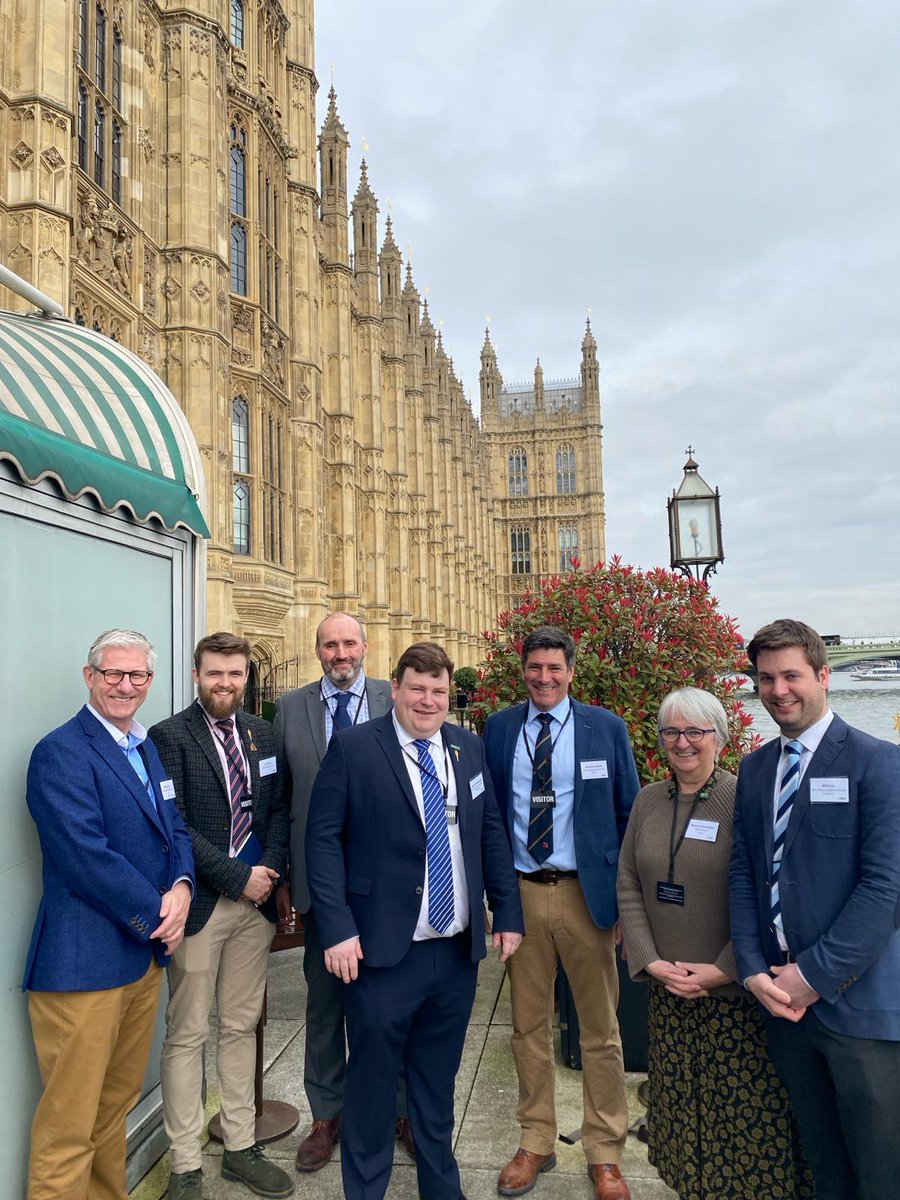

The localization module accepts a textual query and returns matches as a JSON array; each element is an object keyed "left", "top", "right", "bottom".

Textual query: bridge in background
[{"left": 825, "top": 640, "right": 900, "bottom": 669}]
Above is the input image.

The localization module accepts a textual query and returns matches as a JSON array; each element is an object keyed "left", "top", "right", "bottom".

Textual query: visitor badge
[
  {"left": 445, "top": 805, "right": 458, "bottom": 825},
  {"left": 160, "top": 779, "right": 176, "bottom": 800},
  {"left": 810, "top": 777, "right": 849, "bottom": 803},
  {"left": 657, "top": 881, "right": 685, "bottom": 905},
  {"left": 259, "top": 756, "right": 277, "bottom": 777},
  {"left": 531, "top": 790, "right": 556, "bottom": 808},
  {"left": 580, "top": 760, "right": 609, "bottom": 780},
  {"left": 685, "top": 819, "right": 719, "bottom": 842},
  {"left": 470, "top": 772, "right": 485, "bottom": 798}
]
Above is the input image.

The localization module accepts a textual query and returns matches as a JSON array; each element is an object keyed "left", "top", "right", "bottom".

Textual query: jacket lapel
[
  {"left": 503, "top": 705, "right": 528, "bottom": 807},
  {"left": 572, "top": 700, "right": 590, "bottom": 812},
  {"left": 81, "top": 708, "right": 165, "bottom": 834},
  {"left": 304, "top": 685, "right": 327, "bottom": 763},
  {"left": 783, "top": 717, "right": 848, "bottom": 860},
  {"left": 237, "top": 712, "right": 261, "bottom": 797},
  {"left": 442, "top": 726, "right": 469, "bottom": 838},
  {"left": 376, "top": 716, "right": 422, "bottom": 822},
  {"left": 757, "top": 738, "right": 781, "bottom": 865},
  {"left": 186, "top": 702, "right": 229, "bottom": 800}
]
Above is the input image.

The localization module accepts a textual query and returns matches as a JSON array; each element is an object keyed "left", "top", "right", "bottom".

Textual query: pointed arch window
[
  {"left": 230, "top": 0, "right": 245, "bottom": 48},
  {"left": 232, "top": 396, "right": 250, "bottom": 472},
  {"left": 77, "top": 84, "right": 89, "bottom": 169},
  {"left": 558, "top": 526, "right": 578, "bottom": 573},
  {"left": 511, "top": 528, "right": 531, "bottom": 575},
  {"left": 556, "top": 445, "right": 576, "bottom": 494},
  {"left": 233, "top": 481, "right": 251, "bottom": 555},
  {"left": 112, "top": 28, "right": 123, "bottom": 110},
  {"left": 93, "top": 100, "right": 105, "bottom": 186},
  {"left": 111, "top": 122, "right": 122, "bottom": 203},
  {"left": 95, "top": 4, "right": 107, "bottom": 93},
  {"left": 508, "top": 447, "right": 528, "bottom": 497},
  {"left": 229, "top": 127, "right": 246, "bottom": 216}
]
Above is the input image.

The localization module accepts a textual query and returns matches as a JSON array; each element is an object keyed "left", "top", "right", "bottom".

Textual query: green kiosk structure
[{"left": 0, "top": 265, "right": 209, "bottom": 1194}]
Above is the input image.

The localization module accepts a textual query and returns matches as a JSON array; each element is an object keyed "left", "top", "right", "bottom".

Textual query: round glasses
[
  {"left": 93, "top": 668, "right": 153, "bottom": 686},
  {"left": 660, "top": 727, "right": 715, "bottom": 745}
]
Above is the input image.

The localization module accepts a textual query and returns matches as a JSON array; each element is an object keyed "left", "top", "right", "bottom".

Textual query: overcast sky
[{"left": 315, "top": 0, "right": 899, "bottom": 643}]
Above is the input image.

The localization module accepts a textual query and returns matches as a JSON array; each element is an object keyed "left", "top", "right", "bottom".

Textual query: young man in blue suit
[
  {"left": 730, "top": 619, "right": 900, "bottom": 1200},
  {"left": 306, "top": 641, "right": 524, "bottom": 1200},
  {"left": 483, "top": 627, "right": 639, "bottom": 1200},
  {"left": 23, "top": 629, "right": 194, "bottom": 1200}
]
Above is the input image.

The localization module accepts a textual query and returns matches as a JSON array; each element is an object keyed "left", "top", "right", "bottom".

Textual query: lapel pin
[{"left": 450, "top": 744, "right": 460, "bottom": 762}]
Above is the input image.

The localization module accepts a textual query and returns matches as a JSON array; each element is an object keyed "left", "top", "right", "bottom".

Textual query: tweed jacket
[
  {"left": 274, "top": 676, "right": 392, "bottom": 913},
  {"left": 149, "top": 701, "right": 289, "bottom": 936}
]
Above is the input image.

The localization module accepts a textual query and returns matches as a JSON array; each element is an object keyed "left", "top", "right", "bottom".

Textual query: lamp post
[{"left": 667, "top": 447, "right": 724, "bottom": 583}]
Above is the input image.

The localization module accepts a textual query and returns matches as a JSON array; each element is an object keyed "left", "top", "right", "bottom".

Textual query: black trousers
[
  {"left": 765, "top": 1009, "right": 900, "bottom": 1200},
  {"left": 341, "top": 934, "right": 477, "bottom": 1200},
  {"left": 301, "top": 909, "right": 408, "bottom": 1120}
]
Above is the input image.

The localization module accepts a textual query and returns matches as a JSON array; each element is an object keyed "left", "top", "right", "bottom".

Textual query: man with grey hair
[{"left": 23, "top": 629, "right": 194, "bottom": 1200}]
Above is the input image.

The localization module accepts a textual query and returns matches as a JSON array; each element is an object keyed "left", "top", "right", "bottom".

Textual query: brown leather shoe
[
  {"left": 396, "top": 1117, "right": 416, "bottom": 1160},
  {"left": 588, "top": 1163, "right": 631, "bottom": 1200},
  {"left": 497, "top": 1148, "right": 557, "bottom": 1196},
  {"left": 295, "top": 1118, "right": 340, "bottom": 1172}
]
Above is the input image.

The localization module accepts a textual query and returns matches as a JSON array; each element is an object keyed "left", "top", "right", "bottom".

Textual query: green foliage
[
  {"left": 471, "top": 557, "right": 759, "bottom": 784},
  {"left": 453, "top": 666, "right": 480, "bottom": 695}
]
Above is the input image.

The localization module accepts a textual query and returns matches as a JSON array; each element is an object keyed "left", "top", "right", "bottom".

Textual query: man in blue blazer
[
  {"left": 730, "top": 619, "right": 900, "bottom": 1200},
  {"left": 483, "top": 627, "right": 639, "bottom": 1200},
  {"left": 306, "top": 641, "right": 524, "bottom": 1200},
  {"left": 23, "top": 628, "right": 194, "bottom": 1200}
]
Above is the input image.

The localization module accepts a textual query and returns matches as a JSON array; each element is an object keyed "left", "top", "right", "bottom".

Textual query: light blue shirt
[
  {"left": 321, "top": 672, "right": 370, "bottom": 743},
  {"left": 86, "top": 705, "right": 156, "bottom": 810},
  {"left": 511, "top": 697, "right": 576, "bottom": 872}
]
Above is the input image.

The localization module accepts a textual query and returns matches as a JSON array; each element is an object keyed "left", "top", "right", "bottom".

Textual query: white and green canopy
[{"left": 0, "top": 311, "right": 208, "bottom": 536}]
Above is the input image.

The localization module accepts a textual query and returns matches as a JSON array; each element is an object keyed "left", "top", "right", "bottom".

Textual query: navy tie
[
  {"left": 414, "top": 738, "right": 454, "bottom": 934},
  {"left": 771, "top": 739, "right": 803, "bottom": 936},
  {"left": 528, "top": 713, "right": 554, "bottom": 864},
  {"left": 331, "top": 691, "right": 353, "bottom": 741}
]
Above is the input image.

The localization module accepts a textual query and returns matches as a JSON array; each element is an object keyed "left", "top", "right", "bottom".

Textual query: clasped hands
[
  {"left": 646, "top": 959, "right": 732, "bottom": 998},
  {"left": 747, "top": 962, "right": 820, "bottom": 1020},
  {"left": 151, "top": 880, "right": 192, "bottom": 955}
]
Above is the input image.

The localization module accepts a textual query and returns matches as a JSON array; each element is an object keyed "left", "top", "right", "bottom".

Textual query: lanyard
[
  {"left": 403, "top": 741, "right": 452, "bottom": 802},
  {"left": 520, "top": 704, "right": 573, "bottom": 768},
  {"left": 665, "top": 771, "right": 716, "bottom": 883},
  {"left": 321, "top": 683, "right": 365, "bottom": 728}
]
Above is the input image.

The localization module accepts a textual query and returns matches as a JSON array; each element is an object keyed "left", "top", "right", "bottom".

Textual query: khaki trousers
[
  {"left": 160, "top": 896, "right": 274, "bottom": 1171},
  {"left": 507, "top": 877, "right": 628, "bottom": 1163},
  {"left": 27, "top": 960, "right": 163, "bottom": 1200}
]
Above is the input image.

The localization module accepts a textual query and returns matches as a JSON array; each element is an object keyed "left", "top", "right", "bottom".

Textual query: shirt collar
[
  {"left": 781, "top": 708, "right": 833, "bottom": 755},
  {"left": 86, "top": 703, "right": 147, "bottom": 749},
  {"left": 526, "top": 696, "right": 571, "bottom": 726},
  {"left": 321, "top": 671, "right": 367, "bottom": 702}
]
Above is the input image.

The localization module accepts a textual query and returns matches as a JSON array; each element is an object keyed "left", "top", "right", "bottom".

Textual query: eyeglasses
[
  {"left": 92, "top": 668, "right": 154, "bottom": 686},
  {"left": 660, "top": 727, "right": 715, "bottom": 745}
]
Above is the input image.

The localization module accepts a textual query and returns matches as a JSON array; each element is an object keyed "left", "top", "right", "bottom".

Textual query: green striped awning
[{"left": 0, "top": 311, "right": 209, "bottom": 536}]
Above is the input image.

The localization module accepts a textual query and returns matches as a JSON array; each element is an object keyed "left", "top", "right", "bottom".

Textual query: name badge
[
  {"left": 531, "top": 791, "right": 556, "bottom": 809},
  {"left": 258, "top": 756, "right": 277, "bottom": 777},
  {"left": 685, "top": 818, "right": 719, "bottom": 842},
  {"left": 810, "top": 777, "right": 849, "bottom": 803},
  {"left": 470, "top": 772, "right": 485, "bottom": 798},
  {"left": 239, "top": 796, "right": 253, "bottom": 810},
  {"left": 160, "top": 779, "right": 176, "bottom": 801},
  {"left": 580, "top": 759, "right": 609, "bottom": 780},
  {"left": 445, "top": 805, "right": 458, "bottom": 825},
  {"left": 657, "top": 881, "right": 685, "bottom": 905}
]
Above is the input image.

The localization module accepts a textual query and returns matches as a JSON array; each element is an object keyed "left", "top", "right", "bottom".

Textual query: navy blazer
[
  {"left": 729, "top": 715, "right": 900, "bottom": 1040},
  {"left": 23, "top": 706, "right": 195, "bottom": 992},
  {"left": 305, "top": 713, "right": 524, "bottom": 967},
  {"left": 483, "top": 698, "right": 639, "bottom": 929}
]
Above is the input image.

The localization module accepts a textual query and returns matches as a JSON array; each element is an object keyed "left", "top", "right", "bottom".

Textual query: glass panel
[
  {"left": 233, "top": 480, "right": 251, "bottom": 554},
  {"left": 232, "top": 396, "right": 249, "bottom": 472}
]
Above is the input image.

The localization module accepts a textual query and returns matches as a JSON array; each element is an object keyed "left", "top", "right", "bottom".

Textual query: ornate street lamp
[{"left": 667, "top": 447, "right": 724, "bottom": 583}]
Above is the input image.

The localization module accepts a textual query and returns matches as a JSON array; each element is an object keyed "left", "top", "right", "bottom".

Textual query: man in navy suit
[
  {"left": 306, "top": 641, "right": 524, "bottom": 1200},
  {"left": 23, "top": 628, "right": 194, "bottom": 1200},
  {"left": 483, "top": 627, "right": 639, "bottom": 1200},
  {"left": 730, "top": 619, "right": 900, "bottom": 1200}
]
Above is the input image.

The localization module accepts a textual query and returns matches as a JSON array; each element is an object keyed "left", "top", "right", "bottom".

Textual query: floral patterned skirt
[{"left": 647, "top": 984, "right": 814, "bottom": 1200}]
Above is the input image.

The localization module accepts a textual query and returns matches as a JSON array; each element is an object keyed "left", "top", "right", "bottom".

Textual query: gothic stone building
[{"left": 0, "top": 0, "right": 606, "bottom": 689}]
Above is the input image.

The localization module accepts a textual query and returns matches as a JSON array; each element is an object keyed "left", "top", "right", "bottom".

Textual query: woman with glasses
[{"left": 617, "top": 687, "right": 812, "bottom": 1200}]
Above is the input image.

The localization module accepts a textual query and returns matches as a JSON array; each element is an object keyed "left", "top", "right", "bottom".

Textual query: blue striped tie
[
  {"left": 217, "top": 718, "right": 252, "bottom": 854},
  {"left": 771, "top": 739, "right": 804, "bottom": 936},
  {"left": 415, "top": 738, "right": 454, "bottom": 934}
]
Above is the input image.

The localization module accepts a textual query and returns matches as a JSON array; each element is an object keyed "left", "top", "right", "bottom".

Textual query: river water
[{"left": 740, "top": 670, "right": 900, "bottom": 745}]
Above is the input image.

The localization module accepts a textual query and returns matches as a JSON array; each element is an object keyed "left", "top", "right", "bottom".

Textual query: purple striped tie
[{"left": 216, "top": 718, "right": 251, "bottom": 854}]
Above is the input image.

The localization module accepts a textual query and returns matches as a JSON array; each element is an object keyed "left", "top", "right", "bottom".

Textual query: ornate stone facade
[{"left": 0, "top": 0, "right": 605, "bottom": 688}]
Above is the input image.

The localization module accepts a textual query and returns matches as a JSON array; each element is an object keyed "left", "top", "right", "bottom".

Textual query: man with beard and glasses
[
  {"left": 273, "top": 613, "right": 409, "bottom": 1172},
  {"left": 149, "top": 632, "right": 291, "bottom": 1200}
]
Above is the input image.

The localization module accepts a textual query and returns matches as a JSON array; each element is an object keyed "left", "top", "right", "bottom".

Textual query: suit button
[
  {"left": 159, "top": 886, "right": 166, "bottom": 895},
  {"left": 163, "top": 845, "right": 169, "bottom": 853},
  {"left": 418, "top": 847, "right": 426, "bottom": 857},
  {"left": 415, "top": 886, "right": 423, "bottom": 895}
]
